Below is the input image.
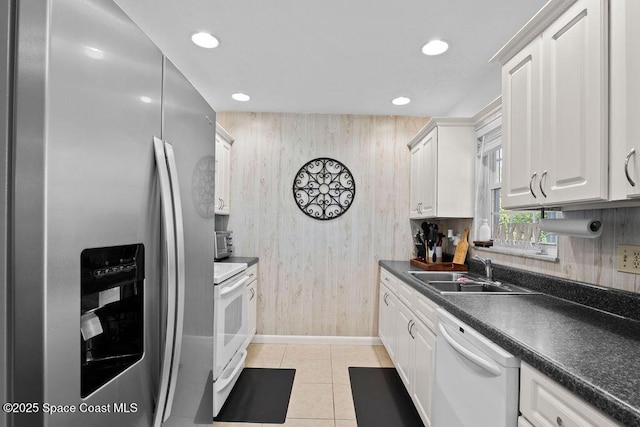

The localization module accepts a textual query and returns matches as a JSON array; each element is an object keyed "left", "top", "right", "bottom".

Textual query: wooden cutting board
[{"left": 453, "top": 227, "right": 470, "bottom": 265}]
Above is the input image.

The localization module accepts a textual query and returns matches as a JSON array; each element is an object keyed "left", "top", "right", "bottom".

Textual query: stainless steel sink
[
  {"left": 407, "top": 271, "right": 537, "bottom": 295},
  {"left": 407, "top": 271, "right": 470, "bottom": 282}
]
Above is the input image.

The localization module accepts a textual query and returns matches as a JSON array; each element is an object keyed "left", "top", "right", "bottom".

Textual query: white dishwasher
[{"left": 432, "top": 308, "right": 520, "bottom": 427}]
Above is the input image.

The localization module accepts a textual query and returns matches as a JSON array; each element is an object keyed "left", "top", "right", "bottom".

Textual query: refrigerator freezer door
[{"left": 11, "top": 0, "right": 163, "bottom": 425}]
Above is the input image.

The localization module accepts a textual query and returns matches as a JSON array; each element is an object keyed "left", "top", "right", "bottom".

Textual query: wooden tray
[
  {"left": 473, "top": 240, "right": 494, "bottom": 248},
  {"left": 410, "top": 258, "right": 468, "bottom": 271}
]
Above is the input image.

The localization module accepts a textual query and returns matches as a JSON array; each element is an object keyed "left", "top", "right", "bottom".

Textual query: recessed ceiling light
[
  {"left": 191, "top": 32, "right": 219, "bottom": 49},
  {"left": 421, "top": 39, "right": 449, "bottom": 56},
  {"left": 231, "top": 92, "right": 251, "bottom": 102},
  {"left": 392, "top": 96, "right": 411, "bottom": 106}
]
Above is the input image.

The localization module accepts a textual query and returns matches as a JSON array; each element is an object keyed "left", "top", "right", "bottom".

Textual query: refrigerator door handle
[
  {"left": 152, "top": 137, "right": 178, "bottom": 427},
  {"left": 162, "top": 142, "right": 186, "bottom": 421}
]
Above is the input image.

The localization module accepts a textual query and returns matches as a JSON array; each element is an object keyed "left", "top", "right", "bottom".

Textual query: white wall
[{"left": 217, "top": 112, "right": 428, "bottom": 337}]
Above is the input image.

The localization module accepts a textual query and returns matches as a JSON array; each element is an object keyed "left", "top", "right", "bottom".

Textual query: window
[{"left": 475, "top": 114, "right": 558, "bottom": 260}]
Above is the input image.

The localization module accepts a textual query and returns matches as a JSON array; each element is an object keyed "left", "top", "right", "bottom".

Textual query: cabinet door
[
  {"left": 215, "top": 136, "right": 231, "bottom": 215},
  {"left": 501, "top": 37, "right": 542, "bottom": 209},
  {"left": 411, "top": 319, "right": 435, "bottom": 427},
  {"left": 248, "top": 280, "right": 257, "bottom": 336},
  {"left": 410, "top": 143, "right": 424, "bottom": 218},
  {"left": 541, "top": 0, "right": 608, "bottom": 205},
  {"left": 420, "top": 129, "right": 437, "bottom": 218},
  {"left": 219, "top": 139, "right": 231, "bottom": 214},
  {"left": 378, "top": 284, "right": 397, "bottom": 361},
  {"left": 610, "top": 0, "right": 640, "bottom": 199},
  {"left": 395, "top": 302, "right": 413, "bottom": 390},
  {"left": 214, "top": 136, "right": 223, "bottom": 214}
]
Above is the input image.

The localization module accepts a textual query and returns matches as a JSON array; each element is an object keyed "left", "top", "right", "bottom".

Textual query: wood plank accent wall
[
  {"left": 470, "top": 208, "right": 640, "bottom": 294},
  {"left": 217, "top": 112, "right": 428, "bottom": 337}
]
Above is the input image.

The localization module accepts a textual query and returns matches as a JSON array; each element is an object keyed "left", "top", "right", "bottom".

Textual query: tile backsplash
[{"left": 469, "top": 207, "right": 640, "bottom": 294}]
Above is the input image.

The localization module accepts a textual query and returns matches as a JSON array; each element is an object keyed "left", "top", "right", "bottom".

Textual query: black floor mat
[
  {"left": 349, "top": 367, "right": 424, "bottom": 427},
  {"left": 214, "top": 368, "right": 295, "bottom": 424}
]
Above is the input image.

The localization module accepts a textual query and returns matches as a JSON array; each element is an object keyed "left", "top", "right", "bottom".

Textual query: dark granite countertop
[
  {"left": 379, "top": 260, "right": 640, "bottom": 427},
  {"left": 216, "top": 256, "right": 258, "bottom": 266}
]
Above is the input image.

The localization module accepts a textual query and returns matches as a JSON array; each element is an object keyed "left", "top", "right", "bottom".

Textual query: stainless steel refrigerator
[{"left": 2, "top": 0, "right": 215, "bottom": 425}]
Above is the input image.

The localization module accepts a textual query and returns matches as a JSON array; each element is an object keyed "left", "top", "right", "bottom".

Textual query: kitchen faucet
[{"left": 474, "top": 255, "right": 493, "bottom": 281}]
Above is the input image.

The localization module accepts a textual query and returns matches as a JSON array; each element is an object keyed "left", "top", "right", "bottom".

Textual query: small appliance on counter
[{"left": 214, "top": 230, "right": 234, "bottom": 260}]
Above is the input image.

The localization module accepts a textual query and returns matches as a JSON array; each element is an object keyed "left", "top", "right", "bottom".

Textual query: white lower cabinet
[
  {"left": 244, "top": 263, "right": 258, "bottom": 348},
  {"left": 378, "top": 283, "right": 397, "bottom": 361},
  {"left": 520, "top": 362, "right": 622, "bottom": 427},
  {"left": 410, "top": 317, "right": 436, "bottom": 425},
  {"left": 378, "top": 267, "right": 438, "bottom": 427},
  {"left": 395, "top": 302, "right": 413, "bottom": 388}
]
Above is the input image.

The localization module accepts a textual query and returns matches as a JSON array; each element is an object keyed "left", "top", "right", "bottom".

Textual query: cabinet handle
[
  {"left": 539, "top": 170, "right": 547, "bottom": 198},
  {"left": 556, "top": 416, "right": 564, "bottom": 427},
  {"left": 383, "top": 293, "right": 388, "bottom": 306},
  {"left": 625, "top": 148, "right": 636, "bottom": 187},
  {"left": 529, "top": 172, "right": 538, "bottom": 198},
  {"left": 249, "top": 288, "right": 255, "bottom": 301},
  {"left": 408, "top": 320, "right": 415, "bottom": 339}
]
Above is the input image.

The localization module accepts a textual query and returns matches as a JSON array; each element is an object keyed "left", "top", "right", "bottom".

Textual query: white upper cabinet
[
  {"left": 215, "top": 124, "right": 233, "bottom": 215},
  {"left": 501, "top": 37, "right": 542, "bottom": 209},
  {"left": 408, "top": 119, "right": 475, "bottom": 219},
  {"left": 410, "top": 140, "right": 426, "bottom": 218},
  {"left": 610, "top": 0, "right": 640, "bottom": 200},
  {"left": 493, "top": 0, "right": 608, "bottom": 209}
]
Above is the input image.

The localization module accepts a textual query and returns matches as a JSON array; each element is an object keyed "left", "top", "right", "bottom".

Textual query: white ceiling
[{"left": 113, "top": 0, "right": 547, "bottom": 117}]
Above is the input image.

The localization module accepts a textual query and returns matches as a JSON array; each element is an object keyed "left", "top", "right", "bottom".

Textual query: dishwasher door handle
[{"left": 438, "top": 323, "right": 501, "bottom": 376}]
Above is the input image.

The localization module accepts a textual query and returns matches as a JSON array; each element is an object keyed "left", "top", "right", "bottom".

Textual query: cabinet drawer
[
  {"left": 520, "top": 363, "right": 621, "bottom": 427},
  {"left": 396, "top": 279, "right": 415, "bottom": 309},
  {"left": 246, "top": 264, "right": 258, "bottom": 283},
  {"left": 413, "top": 292, "right": 438, "bottom": 332},
  {"left": 380, "top": 268, "right": 398, "bottom": 294}
]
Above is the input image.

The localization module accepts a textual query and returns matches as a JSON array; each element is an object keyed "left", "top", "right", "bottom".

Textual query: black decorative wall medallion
[{"left": 292, "top": 157, "right": 356, "bottom": 220}]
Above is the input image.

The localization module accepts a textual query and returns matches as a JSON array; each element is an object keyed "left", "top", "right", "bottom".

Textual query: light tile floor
[{"left": 214, "top": 343, "right": 394, "bottom": 427}]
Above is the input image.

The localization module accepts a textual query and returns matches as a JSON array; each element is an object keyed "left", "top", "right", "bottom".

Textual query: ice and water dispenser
[{"left": 80, "top": 244, "right": 144, "bottom": 397}]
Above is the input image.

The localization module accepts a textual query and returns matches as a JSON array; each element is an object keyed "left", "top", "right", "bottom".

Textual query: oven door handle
[
  {"left": 152, "top": 137, "right": 178, "bottom": 427},
  {"left": 438, "top": 322, "right": 501, "bottom": 377},
  {"left": 217, "top": 349, "right": 248, "bottom": 392},
  {"left": 220, "top": 276, "right": 249, "bottom": 296},
  {"left": 162, "top": 141, "right": 186, "bottom": 421}
]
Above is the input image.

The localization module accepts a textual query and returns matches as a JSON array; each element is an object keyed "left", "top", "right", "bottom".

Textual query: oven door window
[
  {"left": 224, "top": 295, "right": 243, "bottom": 345},
  {"left": 214, "top": 276, "right": 247, "bottom": 380}
]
